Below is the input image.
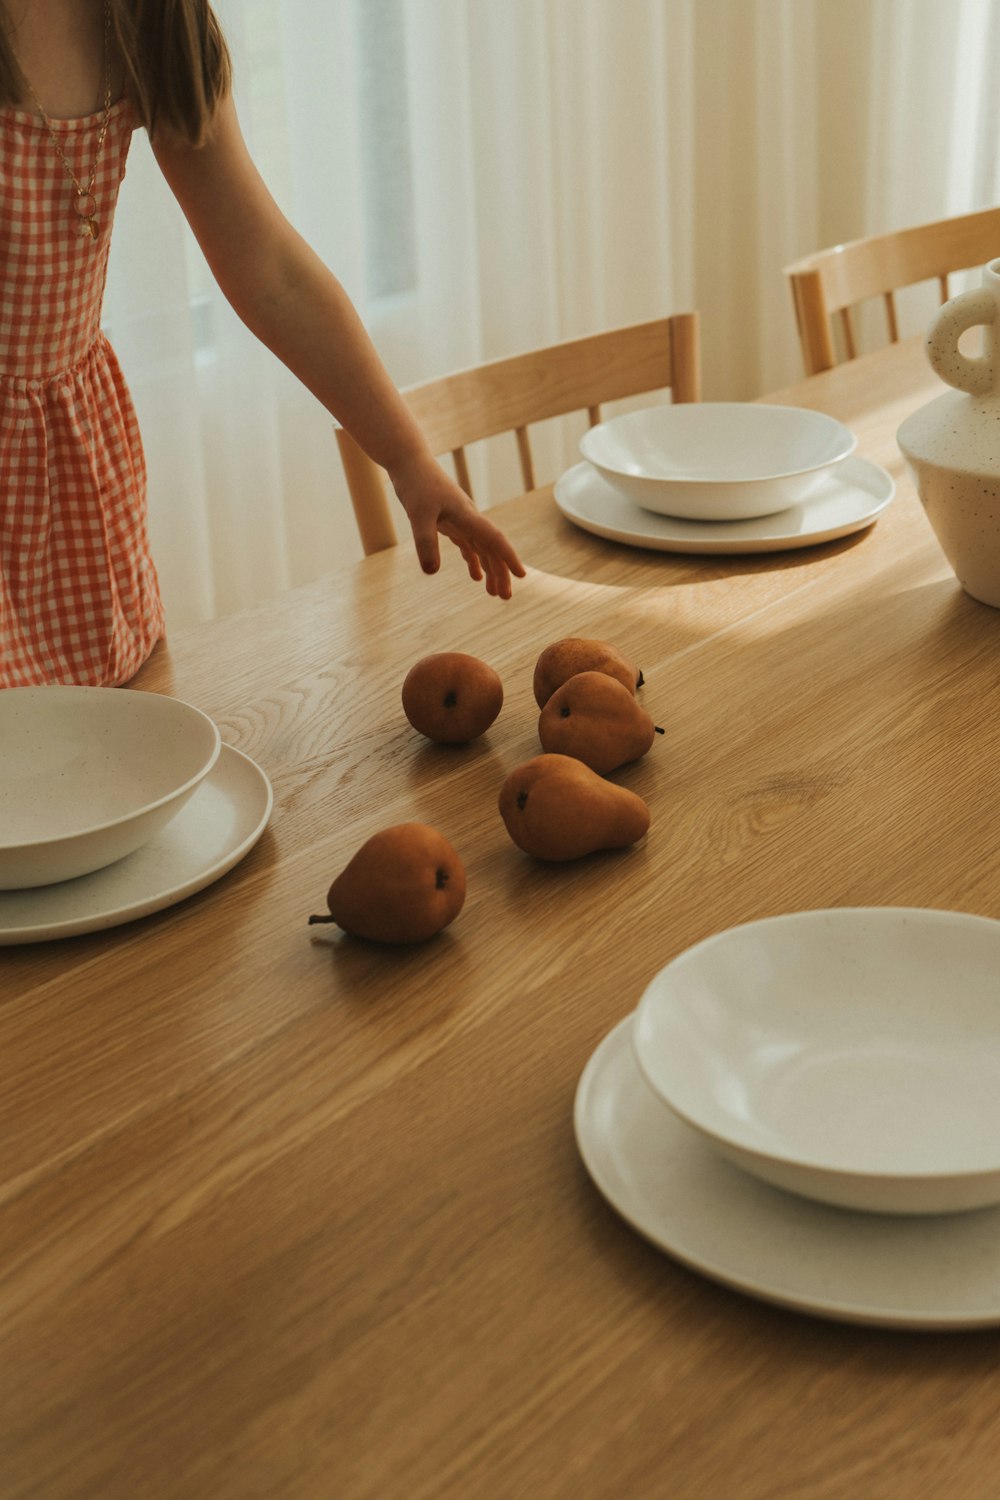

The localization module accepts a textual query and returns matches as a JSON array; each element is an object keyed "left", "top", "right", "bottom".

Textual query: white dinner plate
[
  {"left": 0, "top": 745, "right": 272, "bottom": 944},
  {"left": 554, "top": 455, "right": 894, "bottom": 554},
  {"left": 574, "top": 1016, "right": 1000, "bottom": 1329}
]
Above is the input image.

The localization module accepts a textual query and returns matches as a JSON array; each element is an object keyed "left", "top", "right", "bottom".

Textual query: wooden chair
[
  {"left": 783, "top": 206, "right": 1000, "bottom": 376},
  {"left": 335, "top": 313, "right": 701, "bottom": 555}
]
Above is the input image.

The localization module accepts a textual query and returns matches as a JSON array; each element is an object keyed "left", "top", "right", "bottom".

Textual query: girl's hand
[{"left": 388, "top": 453, "right": 527, "bottom": 600}]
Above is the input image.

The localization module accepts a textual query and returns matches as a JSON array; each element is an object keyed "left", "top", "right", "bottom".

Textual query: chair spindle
[
  {"left": 515, "top": 427, "right": 535, "bottom": 492},
  {"left": 453, "top": 447, "right": 473, "bottom": 498},
  {"left": 839, "top": 307, "right": 857, "bottom": 361},
  {"left": 884, "top": 291, "right": 899, "bottom": 343}
]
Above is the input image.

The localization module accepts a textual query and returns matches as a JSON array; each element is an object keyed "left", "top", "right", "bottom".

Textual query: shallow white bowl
[
  {"left": 579, "top": 403, "right": 857, "bottom": 520},
  {"left": 631, "top": 909, "right": 1000, "bottom": 1215},
  {"left": 0, "top": 687, "right": 221, "bottom": 888}
]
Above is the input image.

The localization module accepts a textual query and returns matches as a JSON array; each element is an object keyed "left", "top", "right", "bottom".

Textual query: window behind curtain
[
  {"left": 354, "top": 0, "right": 417, "bottom": 302},
  {"left": 181, "top": 0, "right": 417, "bottom": 354}
]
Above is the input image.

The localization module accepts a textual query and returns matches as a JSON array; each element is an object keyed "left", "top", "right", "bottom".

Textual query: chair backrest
[
  {"left": 335, "top": 313, "right": 701, "bottom": 555},
  {"left": 783, "top": 206, "right": 1000, "bottom": 376}
]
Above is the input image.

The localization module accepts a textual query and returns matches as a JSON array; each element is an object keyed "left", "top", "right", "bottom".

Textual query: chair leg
[
  {"left": 334, "top": 426, "right": 398, "bottom": 555},
  {"left": 791, "top": 270, "right": 836, "bottom": 376}
]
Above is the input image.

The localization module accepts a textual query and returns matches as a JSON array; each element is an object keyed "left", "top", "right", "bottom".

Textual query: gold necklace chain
[{"left": 16, "top": 0, "right": 113, "bottom": 242}]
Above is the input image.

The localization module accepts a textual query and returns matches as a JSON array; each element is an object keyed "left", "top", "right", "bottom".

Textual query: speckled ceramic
[
  {"left": 0, "top": 688, "right": 221, "bottom": 888},
  {"left": 898, "top": 255, "right": 1000, "bottom": 606}
]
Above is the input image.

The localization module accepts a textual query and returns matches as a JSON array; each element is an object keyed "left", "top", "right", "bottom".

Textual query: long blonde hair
[{"left": 0, "top": 0, "right": 231, "bottom": 145}]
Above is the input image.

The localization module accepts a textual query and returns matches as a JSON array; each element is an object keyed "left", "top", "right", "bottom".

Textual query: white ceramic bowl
[
  {"left": 579, "top": 403, "right": 857, "bottom": 520},
  {"left": 632, "top": 908, "right": 1000, "bottom": 1215},
  {"left": 0, "top": 687, "right": 221, "bottom": 888}
]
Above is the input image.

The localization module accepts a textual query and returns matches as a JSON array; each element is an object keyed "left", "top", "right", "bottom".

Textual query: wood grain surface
[{"left": 5, "top": 337, "right": 1000, "bottom": 1499}]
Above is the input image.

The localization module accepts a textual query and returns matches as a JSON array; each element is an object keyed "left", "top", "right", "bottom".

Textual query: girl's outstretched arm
[{"left": 151, "top": 96, "right": 525, "bottom": 598}]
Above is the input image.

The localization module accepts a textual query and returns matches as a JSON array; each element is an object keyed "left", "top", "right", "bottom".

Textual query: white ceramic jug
[{"left": 897, "top": 255, "right": 1000, "bottom": 606}]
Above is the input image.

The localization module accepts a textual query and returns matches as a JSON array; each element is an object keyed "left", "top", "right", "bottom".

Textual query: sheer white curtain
[{"left": 102, "top": 0, "right": 1000, "bottom": 630}]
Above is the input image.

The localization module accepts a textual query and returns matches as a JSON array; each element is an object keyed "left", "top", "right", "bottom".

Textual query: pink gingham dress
[{"left": 0, "top": 96, "right": 164, "bottom": 687}]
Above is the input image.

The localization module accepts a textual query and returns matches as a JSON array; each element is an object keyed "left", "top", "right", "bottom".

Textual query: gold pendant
[{"left": 74, "top": 192, "right": 99, "bottom": 240}]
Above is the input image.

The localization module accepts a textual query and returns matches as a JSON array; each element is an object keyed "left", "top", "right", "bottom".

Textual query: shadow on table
[{"left": 524, "top": 509, "right": 877, "bottom": 592}]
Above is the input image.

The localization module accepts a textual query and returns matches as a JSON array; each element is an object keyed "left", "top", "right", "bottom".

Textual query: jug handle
[{"left": 926, "top": 287, "right": 996, "bottom": 396}]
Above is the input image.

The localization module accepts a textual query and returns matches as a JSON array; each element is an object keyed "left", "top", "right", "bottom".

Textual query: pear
[
  {"left": 498, "top": 753, "right": 650, "bottom": 861},
  {"left": 532, "top": 637, "right": 642, "bottom": 708},
  {"left": 308, "top": 823, "right": 466, "bottom": 943},
  {"left": 538, "top": 670, "right": 662, "bottom": 773},
  {"left": 402, "top": 652, "right": 503, "bottom": 743}
]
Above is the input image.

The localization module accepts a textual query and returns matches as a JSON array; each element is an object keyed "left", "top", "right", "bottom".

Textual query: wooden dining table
[{"left": 5, "top": 334, "right": 1000, "bottom": 1499}]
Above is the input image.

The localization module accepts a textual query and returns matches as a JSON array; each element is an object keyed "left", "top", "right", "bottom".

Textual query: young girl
[{"left": 0, "top": 0, "right": 525, "bottom": 688}]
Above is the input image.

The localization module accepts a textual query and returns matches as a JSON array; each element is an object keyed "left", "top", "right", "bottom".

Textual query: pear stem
[
  {"left": 654, "top": 725, "right": 665, "bottom": 735},
  {"left": 308, "top": 913, "right": 337, "bottom": 924}
]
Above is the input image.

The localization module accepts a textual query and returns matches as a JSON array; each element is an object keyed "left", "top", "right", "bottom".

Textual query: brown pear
[
  {"left": 402, "top": 651, "right": 503, "bottom": 743},
  {"left": 498, "top": 753, "right": 650, "bottom": 861},
  {"left": 532, "top": 637, "right": 642, "bottom": 708},
  {"left": 538, "top": 670, "right": 660, "bottom": 773},
  {"left": 308, "top": 823, "right": 466, "bottom": 943}
]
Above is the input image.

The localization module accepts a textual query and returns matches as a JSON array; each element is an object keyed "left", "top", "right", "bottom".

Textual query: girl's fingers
[
  {"left": 410, "top": 519, "right": 442, "bottom": 575},
  {"left": 471, "top": 537, "right": 523, "bottom": 591},
  {"left": 435, "top": 510, "right": 523, "bottom": 597},
  {"left": 462, "top": 541, "right": 484, "bottom": 579},
  {"left": 440, "top": 521, "right": 481, "bottom": 578}
]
